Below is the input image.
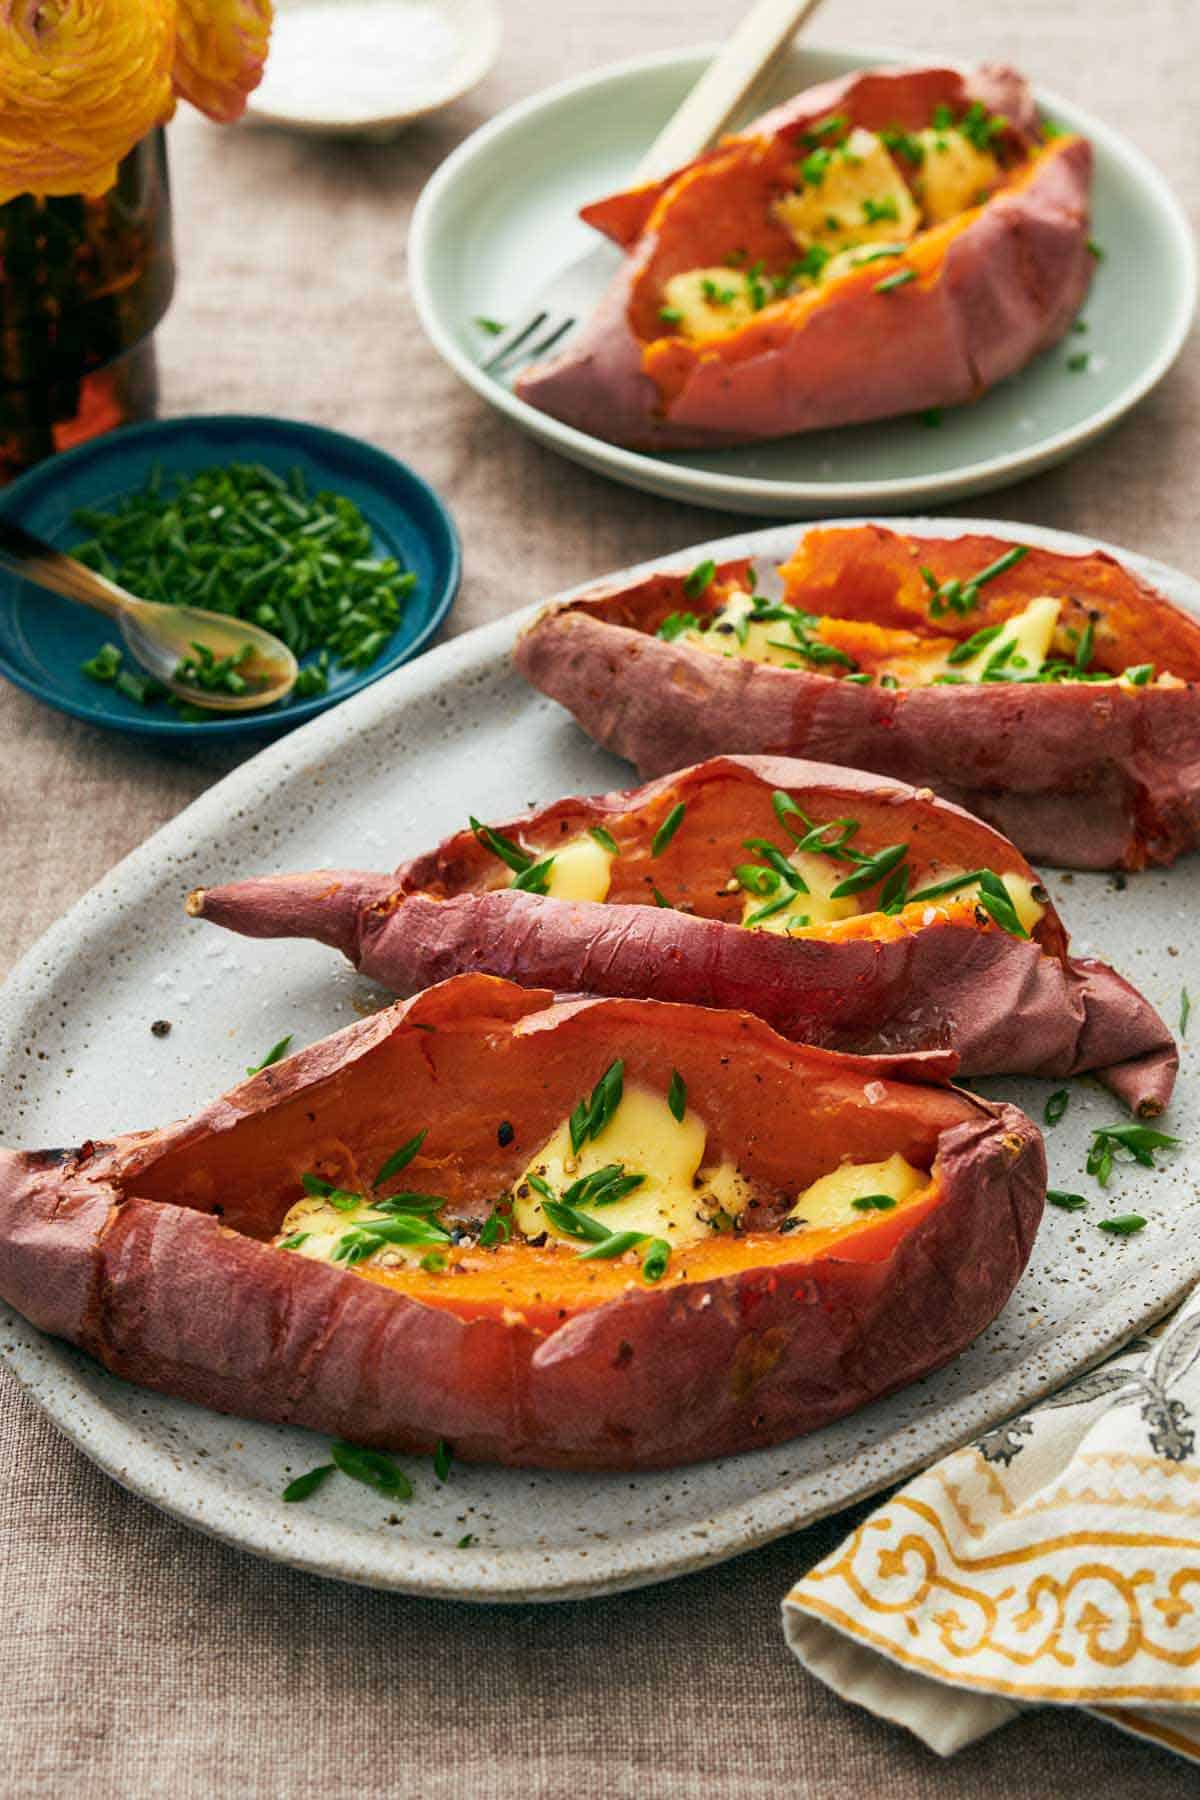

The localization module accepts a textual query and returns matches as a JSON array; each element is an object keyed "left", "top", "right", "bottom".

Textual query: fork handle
[{"left": 632, "top": 0, "right": 826, "bottom": 185}]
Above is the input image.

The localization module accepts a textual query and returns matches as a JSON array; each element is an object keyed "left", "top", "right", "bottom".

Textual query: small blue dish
[{"left": 0, "top": 415, "right": 462, "bottom": 738}]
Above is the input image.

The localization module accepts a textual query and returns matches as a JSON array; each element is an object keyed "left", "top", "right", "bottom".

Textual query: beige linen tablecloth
[{"left": 1, "top": 1, "right": 1197, "bottom": 1792}]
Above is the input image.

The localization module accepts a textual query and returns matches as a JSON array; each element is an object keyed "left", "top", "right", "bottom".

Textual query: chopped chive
[
  {"left": 829, "top": 842, "right": 908, "bottom": 899},
  {"left": 947, "top": 624, "right": 1004, "bottom": 666},
  {"left": 1122, "top": 663, "right": 1155, "bottom": 686},
  {"left": 1067, "top": 351, "right": 1089, "bottom": 373},
  {"left": 919, "top": 408, "right": 943, "bottom": 428},
  {"left": 1087, "top": 1123, "right": 1179, "bottom": 1186},
  {"left": 420, "top": 1251, "right": 446, "bottom": 1272},
  {"left": 80, "top": 641, "right": 124, "bottom": 684},
  {"left": 682, "top": 559, "right": 716, "bottom": 600},
  {"left": 512, "top": 855, "right": 556, "bottom": 894},
  {"left": 656, "top": 610, "right": 700, "bottom": 642},
  {"left": 642, "top": 1239, "right": 671, "bottom": 1282},
  {"left": 734, "top": 862, "right": 781, "bottom": 897},
  {"left": 668, "top": 1070, "right": 687, "bottom": 1123},
  {"left": 469, "top": 815, "right": 531, "bottom": 875},
  {"left": 589, "top": 825, "right": 619, "bottom": 855},
  {"left": 478, "top": 1208, "right": 511, "bottom": 1248},
  {"left": 457, "top": 1534, "right": 476, "bottom": 1548},
  {"left": 874, "top": 269, "right": 917, "bottom": 294},
  {"left": 374, "top": 1128, "right": 428, "bottom": 1188},
  {"left": 1047, "top": 1190, "right": 1088, "bottom": 1211},
  {"left": 1181, "top": 988, "right": 1191, "bottom": 1037},
  {"left": 974, "top": 871, "right": 1028, "bottom": 938},
  {"left": 658, "top": 306, "right": 684, "bottom": 324},
  {"left": 278, "top": 1232, "right": 310, "bottom": 1250},
  {"left": 650, "top": 884, "right": 671, "bottom": 909},
  {"left": 850, "top": 1193, "right": 897, "bottom": 1211},
  {"left": 331, "top": 1441, "right": 413, "bottom": 1499},
  {"left": 433, "top": 1439, "right": 453, "bottom": 1482},
  {"left": 651, "top": 802, "right": 686, "bottom": 857},
  {"left": 878, "top": 862, "right": 911, "bottom": 915},
  {"left": 282, "top": 1464, "right": 335, "bottom": 1502},
  {"left": 1044, "top": 1089, "right": 1070, "bottom": 1126},
  {"left": 1099, "top": 1215, "right": 1146, "bottom": 1236},
  {"left": 744, "top": 890, "right": 798, "bottom": 926},
  {"left": 1087, "top": 238, "right": 1104, "bottom": 259},
  {"left": 578, "top": 1229, "right": 648, "bottom": 1262},
  {"left": 246, "top": 1034, "right": 293, "bottom": 1076},
  {"left": 473, "top": 316, "right": 505, "bottom": 334},
  {"left": 540, "top": 1199, "right": 612, "bottom": 1243},
  {"left": 1074, "top": 620, "right": 1095, "bottom": 671}
]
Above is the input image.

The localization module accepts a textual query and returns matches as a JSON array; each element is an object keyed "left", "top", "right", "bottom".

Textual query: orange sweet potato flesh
[
  {"left": 189, "top": 755, "right": 1177, "bottom": 1113},
  {"left": 0, "top": 976, "right": 1045, "bottom": 1469},
  {"left": 517, "top": 65, "right": 1093, "bottom": 449},
  {"left": 514, "top": 531, "right": 1200, "bottom": 871}
]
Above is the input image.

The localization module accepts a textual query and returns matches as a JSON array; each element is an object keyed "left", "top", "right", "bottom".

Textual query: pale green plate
[{"left": 410, "top": 43, "right": 1197, "bottom": 516}]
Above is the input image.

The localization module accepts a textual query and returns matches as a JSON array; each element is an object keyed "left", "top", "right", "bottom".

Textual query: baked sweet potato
[
  {"left": 514, "top": 527, "right": 1200, "bottom": 871},
  {"left": 188, "top": 755, "right": 1176, "bottom": 1116},
  {"left": 516, "top": 65, "right": 1092, "bottom": 449},
  {"left": 0, "top": 974, "right": 1046, "bottom": 1469}
]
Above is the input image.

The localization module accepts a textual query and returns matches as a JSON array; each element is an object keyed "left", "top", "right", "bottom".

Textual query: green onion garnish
[
  {"left": 246, "top": 1034, "right": 293, "bottom": 1076},
  {"left": 589, "top": 825, "right": 620, "bottom": 854},
  {"left": 668, "top": 1070, "right": 687, "bottom": 1123},
  {"left": 331, "top": 1441, "right": 413, "bottom": 1499},
  {"left": 282, "top": 1464, "right": 335, "bottom": 1502},
  {"left": 651, "top": 802, "right": 686, "bottom": 857},
  {"left": 1098, "top": 1215, "right": 1146, "bottom": 1236},
  {"left": 374, "top": 1128, "right": 428, "bottom": 1188},
  {"left": 1044, "top": 1089, "right": 1070, "bottom": 1126},
  {"left": 1047, "top": 1191, "right": 1088, "bottom": 1211},
  {"left": 683, "top": 559, "right": 716, "bottom": 599}
]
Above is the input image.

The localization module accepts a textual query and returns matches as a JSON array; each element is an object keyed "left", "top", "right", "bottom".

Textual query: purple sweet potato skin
[
  {"left": 516, "top": 66, "right": 1093, "bottom": 450},
  {"left": 0, "top": 979, "right": 1045, "bottom": 1470},
  {"left": 513, "top": 588, "right": 1200, "bottom": 874},
  {"left": 190, "top": 756, "right": 1177, "bottom": 1116}
]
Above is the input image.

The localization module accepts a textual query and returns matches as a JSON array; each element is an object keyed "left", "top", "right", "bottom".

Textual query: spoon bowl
[
  {"left": 118, "top": 602, "right": 299, "bottom": 712},
  {"left": 0, "top": 514, "right": 299, "bottom": 713}
]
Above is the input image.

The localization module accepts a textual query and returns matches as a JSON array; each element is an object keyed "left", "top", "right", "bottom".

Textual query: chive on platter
[
  {"left": 0, "top": 415, "right": 461, "bottom": 738},
  {"left": 0, "top": 515, "right": 1196, "bottom": 1602}
]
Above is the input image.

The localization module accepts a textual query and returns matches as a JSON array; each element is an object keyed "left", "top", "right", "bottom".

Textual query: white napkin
[{"left": 783, "top": 1288, "right": 1200, "bottom": 1763}]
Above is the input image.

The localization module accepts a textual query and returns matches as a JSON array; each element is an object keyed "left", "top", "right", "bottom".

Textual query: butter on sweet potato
[{"left": 0, "top": 975, "right": 1046, "bottom": 1469}]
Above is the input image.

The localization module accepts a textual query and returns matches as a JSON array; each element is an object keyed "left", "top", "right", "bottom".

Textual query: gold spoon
[{"left": 0, "top": 515, "right": 299, "bottom": 712}]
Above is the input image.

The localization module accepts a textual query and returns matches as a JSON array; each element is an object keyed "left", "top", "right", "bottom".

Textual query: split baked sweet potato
[
  {"left": 516, "top": 64, "right": 1092, "bottom": 448},
  {"left": 0, "top": 974, "right": 1046, "bottom": 1469},
  {"left": 514, "top": 527, "right": 1200, "bottom": 871},
  {"left": 187, "top": 755, "right": 1176, "bottom": 1115}
]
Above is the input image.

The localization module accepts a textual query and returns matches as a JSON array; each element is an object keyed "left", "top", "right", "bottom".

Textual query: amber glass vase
[{"left": 0, "top": 130, "right": 175, "bottom": 485}]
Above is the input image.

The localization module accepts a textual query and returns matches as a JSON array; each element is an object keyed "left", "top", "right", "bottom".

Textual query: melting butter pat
[
  {"left": 787, "top": 1152, "right": 927, "bottom": 1230},
  {"left": 660, "top": 268, "right": 758, "bottom": 340},
  {"left": 684, "top": 591, "right": 822, "bottom": 668},
  {"left": 914, "top": 129, "right": 1000, "bottom": 222},
  {"left": 775, "top": 129, "right": 919, "bottom": 255},
  {"left": 742, "top": 850, "right": 858, "bottom": 933},
  {"left": 539, "top": 834, "right": 613, "bottom": 903},
  {"left": 514, "top": 1084, "right": 747, "bottom": 1250},
  {"left": 919, "top": 868, "right": 1046, "bottom": 935},
  {"left": 275, "top": 1192, "right": 425, "bottom": 1271},
  {"left": 954, "top": 596, "right": 1061, "bottom": 682}
]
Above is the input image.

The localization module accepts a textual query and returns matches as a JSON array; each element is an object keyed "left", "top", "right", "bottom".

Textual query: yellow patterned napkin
[{"left": 784, "top": 1289, "right": 1200, "bottom": 1763}]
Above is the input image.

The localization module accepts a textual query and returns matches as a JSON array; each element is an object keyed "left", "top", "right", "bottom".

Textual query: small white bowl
[{"left": 248, "top": 0, "right": 501, "bottom": 138}]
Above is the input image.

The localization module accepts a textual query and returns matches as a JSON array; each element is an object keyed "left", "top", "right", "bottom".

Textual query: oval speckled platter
[{"left": 0, "top": 516, "right": 1197, "bottom": 1603}]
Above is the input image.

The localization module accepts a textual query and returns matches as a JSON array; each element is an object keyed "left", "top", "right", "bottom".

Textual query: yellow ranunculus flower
[
  {"left": 0, "top": 0, "right": 178, "bottom": 204},
  {"left": 172, "top": 0, "right": 272, "bottom": 123}
]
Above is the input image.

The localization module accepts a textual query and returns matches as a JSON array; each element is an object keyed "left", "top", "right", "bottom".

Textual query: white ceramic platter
[
  {"left": 1, "top": 516, "right": 1197, "bottom": 1603},
  {"left": 409, "top": 43, "right": 1197, "bottom": 516}
]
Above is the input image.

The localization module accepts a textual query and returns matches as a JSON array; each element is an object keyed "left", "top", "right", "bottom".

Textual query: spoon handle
[
  {"left": 632, "top": 0, "right": 826, "bottom": 184},
  {"left": 0, "top": 515, "right": 134, "bottom": 619}
]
